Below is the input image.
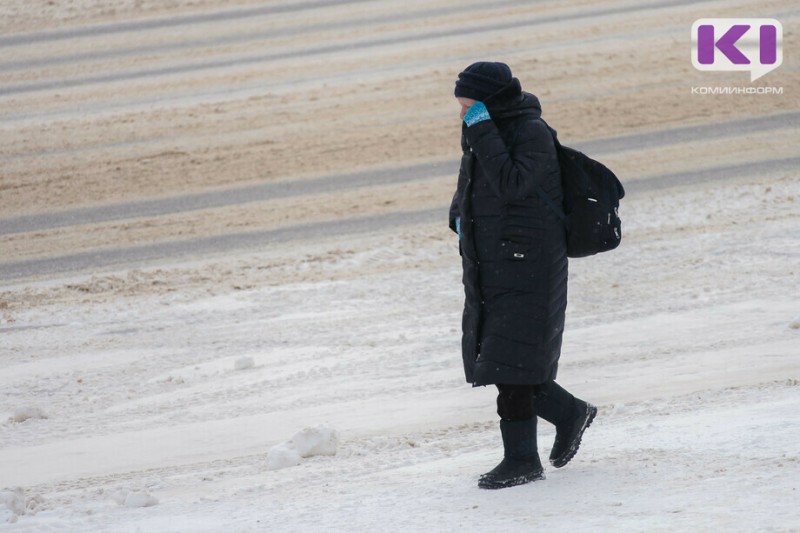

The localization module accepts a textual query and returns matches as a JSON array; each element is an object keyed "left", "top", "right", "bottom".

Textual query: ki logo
[{"left": 691, "top": 19, "right": 783, "bottom": 81}]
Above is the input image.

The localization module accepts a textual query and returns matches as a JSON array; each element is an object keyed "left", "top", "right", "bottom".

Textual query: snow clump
[
  {"left": 291, "top": 426, "right": 339, "bottom": 457},
  {"left": 1, "top": 487, "right": 45, "bottom": 523},
  {"left": 124, "top": 491, "right": 159, "bottom": 508},
  {"left": 234, "top": 356, "right": 255, "bottom": 370},
  {"left": 266, "top": 443, "right": 302, "bottom": 470},
  {"left": 267, "top": 426, "right": 339, "bottom": 471},
  {"left": 10, "top": 406, "right": 48, "bottom": 423},
  {"left": 111, "top": 489, "right": 158, "bottom": 508}
]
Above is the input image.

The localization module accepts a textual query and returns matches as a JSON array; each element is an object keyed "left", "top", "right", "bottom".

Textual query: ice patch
[
  {"left": 267, "top": 426, "right": 339, "bottom": 470},
  {"left": 10, "top": 406, "right": 48, "bottom": 423}
]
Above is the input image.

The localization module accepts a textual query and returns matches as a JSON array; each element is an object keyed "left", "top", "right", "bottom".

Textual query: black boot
[
  {"left": 536, "top": 381, "right": 597, "bottom": 468},
  {"left": 478, "top": 418, "right": 544, "bottom": 490}
]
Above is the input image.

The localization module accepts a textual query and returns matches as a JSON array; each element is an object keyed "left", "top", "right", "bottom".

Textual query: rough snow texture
[
  {"left": 1, "top": 0, "right": 799, "bottom": 531},
  {"left": 9, "top": 407, "right": 48, "bottom": 424},
  {"left": 267, "top": 426, "right": 338, "bottom": 470},
  {"left": 1, "top": 173, "right": 797, "bottom": 530},
  {"left": 1, "top": 488, "right": 45, "bottom": 524}
]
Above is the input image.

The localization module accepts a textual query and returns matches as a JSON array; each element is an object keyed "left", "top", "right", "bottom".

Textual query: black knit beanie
[{"left": 454, "top": 62, "right": 513, "bottom": 101}]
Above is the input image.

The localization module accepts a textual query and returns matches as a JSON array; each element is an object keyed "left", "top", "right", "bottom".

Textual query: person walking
[{"left": 449, "top": 61, "right": 597, "bottom": 490}]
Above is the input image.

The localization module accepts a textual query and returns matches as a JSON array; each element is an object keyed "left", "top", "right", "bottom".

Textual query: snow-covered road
[
  {"left": 2, "top": 110, "right": 798, "bottom": 281},
  {"left": 1, "top": 0, "right": 799, "bottom": 531},
  {"left": 2, "top": 163, "right": 799, "bottom": 531}
]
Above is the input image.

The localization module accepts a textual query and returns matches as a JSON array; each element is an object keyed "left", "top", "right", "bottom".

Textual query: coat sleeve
[
  {"left": 463, "top": 118, "right": 553, "bottom": 202},
  {"left": 448, "top": 153, "right": 470, "bottom": 233},
  {"left": 448, "top": 190, "right": 460, "bottom": 233},
  {"left": 449, "top": 131, "right": 473, "bottom": 233}
]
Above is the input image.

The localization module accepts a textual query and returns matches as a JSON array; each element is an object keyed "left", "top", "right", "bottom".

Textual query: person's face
[{"left": 457, "top": 97, "right": 477, "bottom": 120}]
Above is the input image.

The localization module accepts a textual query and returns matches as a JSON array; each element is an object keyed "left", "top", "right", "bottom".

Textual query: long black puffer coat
[{"left": 449, "top": 79, "right": 568, "bottom": 386}]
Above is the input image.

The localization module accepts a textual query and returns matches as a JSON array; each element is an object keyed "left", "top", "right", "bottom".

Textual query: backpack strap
[{"left": 533, "top": 181, "right": 566, "bottom": 224}]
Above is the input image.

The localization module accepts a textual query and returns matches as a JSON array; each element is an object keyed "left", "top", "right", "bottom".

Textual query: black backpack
[{"left": 535, "top": 121, "right": 625, "bottom": 258}]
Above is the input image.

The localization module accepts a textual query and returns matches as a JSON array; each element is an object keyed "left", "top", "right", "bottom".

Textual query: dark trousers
[{"left": 496, "top": 381, "right": 577, "bottom": 424}]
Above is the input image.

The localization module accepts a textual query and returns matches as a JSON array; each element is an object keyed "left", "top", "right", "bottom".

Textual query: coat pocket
[{"left": 498, "top": 239, "right": 540, "bottom": 261}]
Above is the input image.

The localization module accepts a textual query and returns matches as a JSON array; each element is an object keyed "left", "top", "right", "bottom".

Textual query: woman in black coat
[{"left": 450, "top": 62, "right": 597, "bottom": 489}]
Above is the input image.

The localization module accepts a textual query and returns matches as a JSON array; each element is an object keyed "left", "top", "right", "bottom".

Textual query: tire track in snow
[
  {"left": 0, "top": 0, "right": 538, "bottom": 72},
  {"left": 22, "top": 421, "right": 497, "bottom": 500},
  {"left": 0, "top": 162, "right": 453, "bottom": 235},
  {"left": 1, "top": 154, "right": 798, "bottom": 281},
  {"left": 2, "top": 111, "right": 797, "bottom": 237},
  {"left": 0, "top": 0, "right": 704, "bottom": 97},
  {"left": 0, "top": 0, "right": 355, "bottom": 47}
]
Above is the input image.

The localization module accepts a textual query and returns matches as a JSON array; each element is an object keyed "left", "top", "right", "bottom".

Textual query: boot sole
[
  {"left": 550, "top": 404, "right": 597, "bottom": 468},
  {"left": 478, "top": 469, "right": 545, "bottom": 490}
]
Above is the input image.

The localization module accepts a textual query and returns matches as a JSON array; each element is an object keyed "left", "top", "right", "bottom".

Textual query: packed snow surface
[{"left": 2, "top": 169, "right": 798, "bottom": 531}]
